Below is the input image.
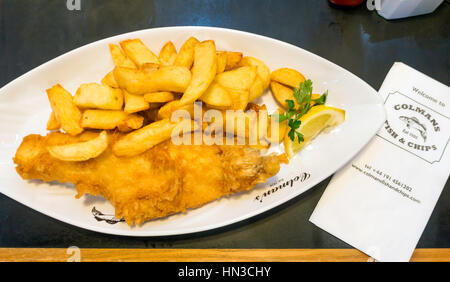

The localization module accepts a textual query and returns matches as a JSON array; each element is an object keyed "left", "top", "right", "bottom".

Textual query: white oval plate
[{"left": 0, "top": 26, "right": 385, "bottom": 236}]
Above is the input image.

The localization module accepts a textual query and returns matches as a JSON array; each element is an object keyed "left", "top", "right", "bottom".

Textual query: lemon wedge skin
[{"left": 284, "top": 105, "right": 345, "bottom": 158}]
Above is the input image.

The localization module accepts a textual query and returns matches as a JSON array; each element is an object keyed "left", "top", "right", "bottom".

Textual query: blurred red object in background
[{"left": 329, "top": 0, "right": 364, "bottom": 7}]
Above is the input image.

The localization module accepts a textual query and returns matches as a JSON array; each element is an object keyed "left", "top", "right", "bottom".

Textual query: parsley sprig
[{"left": 272, "top": 79, "right": 328, "bottom": 144}]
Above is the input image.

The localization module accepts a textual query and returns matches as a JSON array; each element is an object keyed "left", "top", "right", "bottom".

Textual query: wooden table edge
[{"left": 0, "top": 248, "right": 448, "bottom": 262}]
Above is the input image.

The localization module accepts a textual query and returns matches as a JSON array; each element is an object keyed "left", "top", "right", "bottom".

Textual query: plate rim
[{"left": 0, "top": 26, "right": 386, "bottom": 237}]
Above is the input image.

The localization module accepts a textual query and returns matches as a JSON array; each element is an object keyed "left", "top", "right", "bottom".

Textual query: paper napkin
[{"left": 309, "top": 62, "right": 450, "bottom": 262}]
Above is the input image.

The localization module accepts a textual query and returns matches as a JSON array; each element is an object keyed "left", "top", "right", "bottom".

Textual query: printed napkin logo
[
  {"left": 399, "top": 116, "right": 427, "bottom": 142},
  {"left": 377, "top": 91, "right": 450, "bottom": 163},
  {"left": 66, "top": 0, "right": 81, "bottom": 11}
]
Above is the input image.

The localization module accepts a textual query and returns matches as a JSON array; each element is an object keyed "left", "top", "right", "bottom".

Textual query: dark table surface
[{"left": 0, "top": 0, "right": 448, "bottom": 249}]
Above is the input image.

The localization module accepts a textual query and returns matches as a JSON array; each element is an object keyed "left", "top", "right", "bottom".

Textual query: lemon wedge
[{"left": 284, "top": 105, "right": 345, "bottom": 158}]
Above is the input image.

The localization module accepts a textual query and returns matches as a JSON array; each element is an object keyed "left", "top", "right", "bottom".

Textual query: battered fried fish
[{"left": 14, "top": 132, "right": 286, "bottom": 225}]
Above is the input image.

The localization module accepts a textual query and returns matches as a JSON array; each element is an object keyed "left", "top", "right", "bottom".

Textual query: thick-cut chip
[
  {"left": 114, "top": 65, "right": 191, "bottom": 95},
  {"left": 173, "top": 37, "right": 200, "bottom": 69},
  {"left": 108, "top": 44, "right": 136, "bottom": 69},
  {"left": 238, "top": 56, "right": 271, "bottom": 89},
  {"left": 46, "top": 112, "right": 60, "bottom": 130},
  {"left": 215, "top": 66, "right": 257, "bottom": 91},
  {"left": 248, "top": 76, "right": 265, "bottom": 102},
  {"left": 74, "top": 83, "right": 123, "bottom": 110},
  {"left": 144, "top": 92, "right": 175, "bottom": 103},
  {"left": 117, "top": 114, "right": 145, "bottom": 132},
  {"left": 270, "top": 81, "right": 321, "bottom": 109},
  {"left": 120, "top": 39, "right": 159, "bottom": 68},
  {"left": 157, "top": 100, "right": 181, "bottom": 119},
  {"left": 270, "top": 68, "right": 306, "bottom": 88},
  {"left": 270, "top": 81, "right": 296, "bottom": 109},
  {"left": 46, "top": 84, "right": 83, "bottom": 136},
  {"left": 112, "top": 118, "right": 193, "bottom": 157},
  {"left": 158, "top": 41, "right": 177, "bottom": 66},
  {"left": 81, "top": 110, "right": 126, "bottom": 129},
  {"left": 235, "top": 56, "right": 272, "bottom": 102},
  {"left": 140, "top": 63, "right": 160, "bottom": 72},
  {"left": 199, "top": 82, "right": 232, "bottom": 108},
  {"left": 124, "top": 91, "right": 149, "bottom": 113},
  {"left": 157, "top": 100, "right": 196, "bottom": 120},
  {"left": 47, "top": 131, "right": 108, "bottom": 161},
  {"left": 266, "top": 108, "right": 288, "bottom": 144},
  {"left": 81, "top": 110, "right": 142, "bottom": 130},
  {"left": 222, "top": 51, "right": 243, "bottom": 70},
  {"left": 226, "top": 88, "right": 249, "bottom": 110},
  {"left": 216, "top": 51, "right": 227, "bottom": 74},
  {"left": 101, "top": 70, "right": 119, "bottom": 88},
  {"left": 179, "top": 40, "right": 217, "bottom": 105}
]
